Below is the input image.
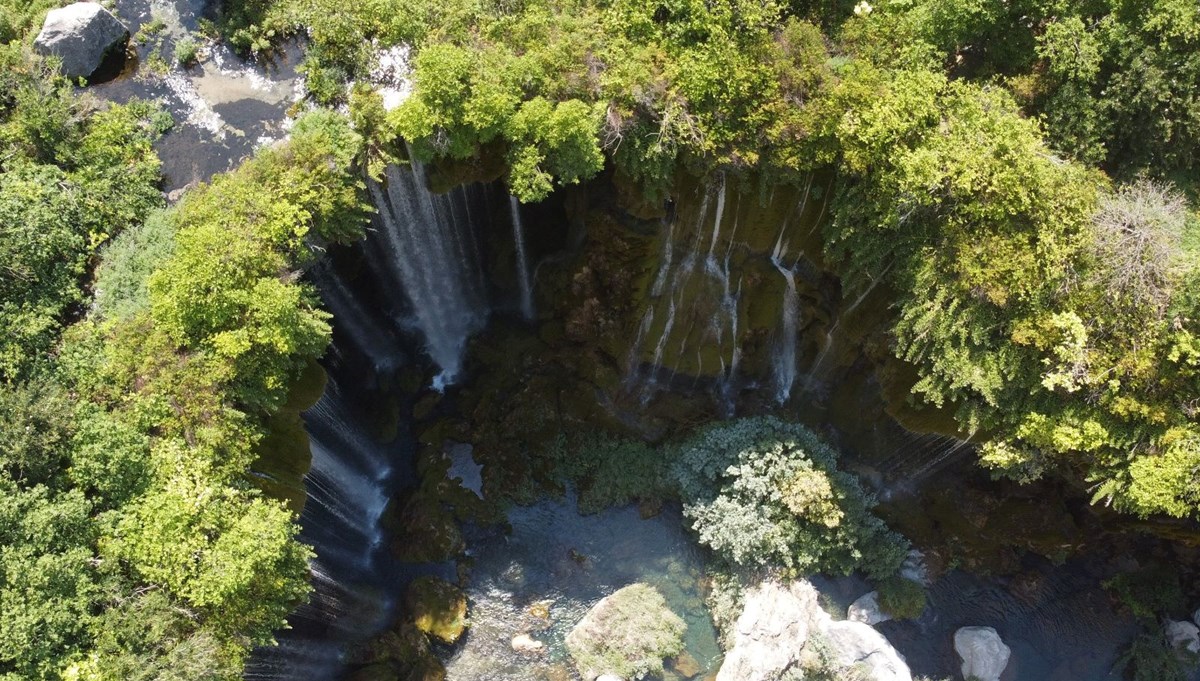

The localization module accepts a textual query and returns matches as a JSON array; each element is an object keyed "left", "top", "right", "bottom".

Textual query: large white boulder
[
  {"left": 34, "top": 3, "right": 128, "bottom": 79},
  {"left": 717, "top": 580, "right": 816, "bottom": 681},
  {"left": 848, "top": 591, "right": 892, "bottom": 626},
  {"left": 717, "top": 579, "right": 911, "bottom": 681},
  {"left": 954, "top": 626, "right": 1011, "bottom": 681},
  {"left": 1166, "top": 620, "right": 1200, "bottom": 655}
]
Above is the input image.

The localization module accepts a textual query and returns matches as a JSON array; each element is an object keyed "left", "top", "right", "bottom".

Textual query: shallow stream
[{"left": 444, "top": 497, "right": 722, "bottom": 680}]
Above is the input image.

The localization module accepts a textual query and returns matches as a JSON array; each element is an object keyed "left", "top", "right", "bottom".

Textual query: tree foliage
[{"left": 672, "top": 417, "right": 909, "bottom": 580}]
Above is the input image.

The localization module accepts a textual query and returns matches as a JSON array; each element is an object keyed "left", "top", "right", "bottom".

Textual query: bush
[
  {"left": 671, "top": 417, "right": 909, "bottom": 580},
  {"left": 94, "top": 209, "right": 176, "bottom": 322},
  {"left": 175, "top": 37, "right": 199, "bottom": 67},
  {"left": 877, "top": 577, "right": 926, "bottom": 620}
]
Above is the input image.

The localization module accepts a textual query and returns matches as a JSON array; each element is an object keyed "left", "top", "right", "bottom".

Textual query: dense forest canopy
[{"left": 1, "top": 0, "right": 1199, "bottom": 678}]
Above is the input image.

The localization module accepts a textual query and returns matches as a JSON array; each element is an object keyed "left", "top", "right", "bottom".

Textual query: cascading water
[
  {"left": 771, "top": 246, "right": 799, "bottom": 404},
  {"left": 308, "top": 262, "right": 401, "bottom": 376},
  {"left": 768, "top": 175, "right": 819, "bottom": 404},
  {"left": 626, "top": 176, "right": 742, "bottom": 406},
  {"left": 365, "top": 160, "right": 489, "bottom": 390},
  {"left": 246, "top": 382, "right": 405, "bottom": 681},
  {"left": 509, "top": 195, "right": 535, "bottom": 321}
]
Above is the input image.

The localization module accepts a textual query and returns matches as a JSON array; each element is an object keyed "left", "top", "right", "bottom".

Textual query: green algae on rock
[{"left": 566, "top": 583, "right": 686, "bottom": 681}]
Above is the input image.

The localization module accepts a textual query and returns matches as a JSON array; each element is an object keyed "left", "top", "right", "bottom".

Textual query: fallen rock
[
  {"left": 34, "top": 2, "right": 128, "bottom": 79},
  {"left": 823, "top": 620, "right": 912, "bottom": 681},
  {"left": 566, "top": 583, "right": 685, "bottom": 681},
  {"left": 848, "top": 591, "right": 892, "bottom": 626},
  {"left": 511, "top": 633, "right": 545, "bottom": 655},
  {"left": 1166, "top": 620, "right": 1200, "bottom": 655},
  {"left": 954, "top": 626, "right": 1011, "bottom": 681}
]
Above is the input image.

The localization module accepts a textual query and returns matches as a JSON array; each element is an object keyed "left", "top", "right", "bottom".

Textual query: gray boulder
[
  {"left": 1192, "top": 607, "right": 1200, "bottom": 629},
  {"left": 1166, "top": 620, "right": 1200, "bottom": 655},
  {"left": 954, "top": 626, "right": 1011, "bottom": 681},
  {"left": 824, "top": 620, "right": 912, "bottom": 681},
  {"left": 34, "top": 3, "right": 128, "bottom": 79},
  {"left": 848, "top": 591, "right": 892, "bottom": 626}
]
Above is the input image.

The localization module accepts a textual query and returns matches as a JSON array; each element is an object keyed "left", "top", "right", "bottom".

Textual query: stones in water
[
  {"left": 716, "top": 579, "right": 912, "bottom": 681},
  {"left": 34, "top": 2, "right": 128, "bottom": 79},
  {"left": 509, "top": 195, "right": 536, "bottom": 321},
  {"left": 848, "top": 591, "right": 891, "bottom": 626},
  {"left": 365, "top": 160, "right": 489, "bottom": 389},
  {"left": 566, "top": 583, "right": 687, "bottom": 681},
  {"left": 954, "top": 626, "right": 1011, "bottom": 681},
  {"left": 511, "top": 633, "right": 546, "bottom": 655}
]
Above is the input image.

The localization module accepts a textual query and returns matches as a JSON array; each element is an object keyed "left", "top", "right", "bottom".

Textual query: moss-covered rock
[
  {"left": 566, "top": 583, "right": 686, "bottom": 681},
  {"left": 405, "top": 576, "right": 468, "bottom": 644}
]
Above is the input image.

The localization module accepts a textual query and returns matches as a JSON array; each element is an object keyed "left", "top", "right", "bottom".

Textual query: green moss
[
  {"left": 405, "top": 577, "right": 468, "bottom": 644},
  {"left": 565, "top": 583, "right": 686, "bottom": 681}
]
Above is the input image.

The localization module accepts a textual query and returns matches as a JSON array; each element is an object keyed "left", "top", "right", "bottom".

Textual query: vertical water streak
[
  {"left": 365, "top": 161, "right": 489, "bottom": 388},
  {"left": 509, "top": 195, "right": 535, "bottom": 321}
]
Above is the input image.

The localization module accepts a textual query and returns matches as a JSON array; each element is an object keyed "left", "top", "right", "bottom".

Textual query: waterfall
[
  {"left": 365, "top": 161, "right": 489, "bottom": 389},
  {"left": 247, "top": 383, "right": 402, "bottom": 680},
  {"left": 768, "top": 174, "right": 818, "bottom": 404},
  {"left": 771, "top": 247, "right": 799, "bottom": 404},
  {"left": 627, "top": 176, "right": 742, "bottom": 406},
  {"left": 509, "top": 195, "right": 535, "bottom": 321},
  {"left": 308, "top": 263, "right": 400, "bottom": 375}
]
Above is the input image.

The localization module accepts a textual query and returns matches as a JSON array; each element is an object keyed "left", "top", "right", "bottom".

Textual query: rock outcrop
[
  {"left": 848, "top": 591, "right": 891, "bottom": 626},
  {"left": 954, "top": 626, "right": 1011, "bottom": 681},
  {"left": 716, "top": 579, "right": 911, "bottom": 681},
  {"left": 34, "top": 3, "right": 128, "bottom": 79}
]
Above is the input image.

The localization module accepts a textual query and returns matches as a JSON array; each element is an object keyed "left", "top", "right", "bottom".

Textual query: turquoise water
[{"left": 442, "top": 495, "right": 721, "bottom": 680}]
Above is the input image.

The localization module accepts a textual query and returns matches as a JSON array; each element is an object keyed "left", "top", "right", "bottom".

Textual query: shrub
[
  {"left": 877, "top": 577, "right": 927, "bottom": 620},
  {"left": 175, "top": 37, "right": 199, "bottom": 67},
  {"left": 94, "top": 209, "right": 176, "bottom": 322},
  {"left": 671, "top": 417, "right": 908, "bottom": 580}
]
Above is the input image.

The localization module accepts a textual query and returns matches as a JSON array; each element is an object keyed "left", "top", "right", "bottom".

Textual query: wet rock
[
  {"left": 1193, "top": 607, "right": 1200, "bottom": 628},
  {"left": 512, "top": 633, "right": 545, "bottom": 655},
  {"left": 900, "top": 549, "right": 930, "bottom": 585},
  {"left": 34, "top": 3, "right": 128, "bottom": 79},
  {"left": 1166, "top": 620, "right": 1200, "bottom": 655},
  {"left": 954, "top": 626, "right": 1011, "bottom": 681},
  {"left": 848, "top": 591, "right": 891, "bottom": 626},
  {"left": 823, "top": 620, "right": 911, "bottom": 681},
  {"left": 566, "top": 583, "right": 686, "bottom": 681},
  {"left": 405, "top": 576, "right": 467, "bottom": 644},
  {"left": 671, "top": 651, "right": 703, "bottom": 678}
]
